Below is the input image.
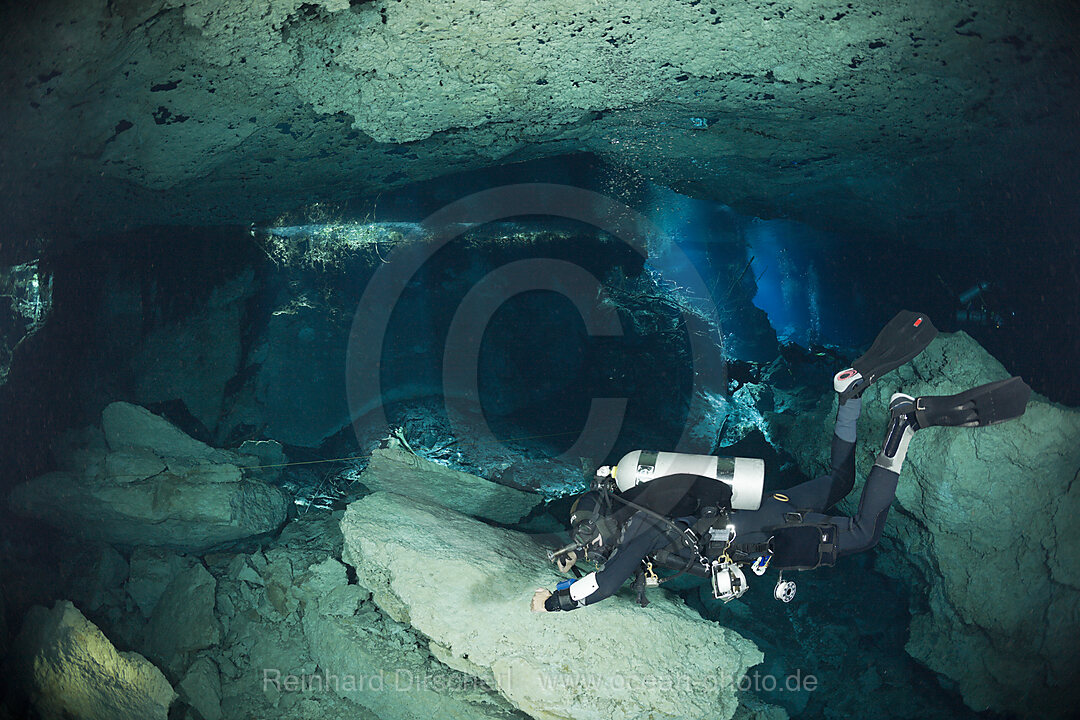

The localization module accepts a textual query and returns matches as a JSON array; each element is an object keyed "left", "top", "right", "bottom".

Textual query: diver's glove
[
  {"left": 540, "top": 576, "right": 596, "bottom": 612},
  {"left": 556, "top": 550, "right": 578, "bottom": 574},
  {"left": 530, "top": 588, "right": 552, "bottom": 613}
]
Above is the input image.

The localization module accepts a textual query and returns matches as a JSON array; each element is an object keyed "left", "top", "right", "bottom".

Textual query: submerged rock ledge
[{"left": 2, "top": 0, "right": 1077, "bottom": 250}]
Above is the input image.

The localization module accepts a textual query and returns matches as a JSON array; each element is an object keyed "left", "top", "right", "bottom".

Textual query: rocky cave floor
[
  {"left": 3, "top": 223, "right": 1075, "bottom": 720},
  {"left": 0, "top": 393, "right": 993, "bottom": 720}
]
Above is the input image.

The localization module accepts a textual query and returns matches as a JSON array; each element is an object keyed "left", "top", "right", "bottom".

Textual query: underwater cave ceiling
[{"left": 1, "top": 0, "right": 1078, "bottom": 261}]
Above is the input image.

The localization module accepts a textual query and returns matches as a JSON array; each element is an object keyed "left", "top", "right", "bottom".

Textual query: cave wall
[
  {"left": 2, "top": 0, "right": 1078, "bottom": 260},
  {"left": 770, "top": 332, "right": 1080, "bottom": 719}
]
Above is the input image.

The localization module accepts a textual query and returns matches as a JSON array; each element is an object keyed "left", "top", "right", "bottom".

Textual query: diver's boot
[
  {"left": 835, "top": 310, "right": 939, "bottom": 403},
  {"left": 875, "top": 394, "right": 919, "bottom": 473}
]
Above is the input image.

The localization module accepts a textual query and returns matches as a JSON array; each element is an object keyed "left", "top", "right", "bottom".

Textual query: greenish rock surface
[
  {"left": 102, "top": 401, "right": 229, "bottom": 463},
  {"left": 3, "top": 0, "right": 1077, "bottom": 252},
  {"left": 146, "top": 564, "right": 222, "bottom": 677},
  {"left": 8, "top": 600, "right": 177, "bottom": 720},
  {"left": 178, "top": 657, "right": 223, "bottom": 720},
  {"left": 301, "top": 564, "right": 528, "bottom": 720},
  {"left": 126, "top": 547, "right": 198, "bottom": 617},
  {"left": 8, "top": 402, "right": 290, "bottom": 552},
  {"left": 342, "top": 491, "right": 764, "bottom": 720},
  {"left": 358, "top": 440, "right": 542, "bottom": 524},
  {"left": 770, "top": 332, "right": 1080, "bottom": 719}
]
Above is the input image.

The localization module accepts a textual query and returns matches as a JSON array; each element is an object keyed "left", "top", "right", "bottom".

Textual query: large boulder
[
  {"left": 204, "top": 510, "right": 513, "bottom": 720},
  {"left": 341, "top": 491, "right": 763, "bottom": 720},
  {"left": 301, "top": 558, "right": 526, "bottom": 720},
  {"left": 178, "top": 657, "right": 223, "bottom": 720},
  {"left": 101, "top": 401, "right": 229, "bottom": 462},
  {"left": 770, "top": 332, "right": 1080, "bottom": 719},
  {"left": 358, "top": 441, "right": 541, "bottom": 524},
  {"left": 8, "top": 402, "right": 290, "bottom": 552},
  {"left": 7, "top": 600, "right": 176, "bottom": 720},
  {"left": 146, "top": 564, "right": 222, "bottom": 676}
]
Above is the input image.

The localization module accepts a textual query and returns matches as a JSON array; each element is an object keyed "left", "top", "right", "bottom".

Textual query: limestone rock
[
  {"left": 105, "top": 449, "right": 167, "bottom": 482},
  {"left": 9, "top": 600, "right": 176, "bottom": 720},
  {"left": 126, "top": 548, "right": 198, "bottom": 617},
  {"left": 3, "top": 0, "right": 1076, "bottom": 251},
  {"left": 299, "top": 553, "right": 526, "bottom": 720},
  {"left": 146, "top": 564, "right": 221, "bottom": 675},
  {"left": 342, "top": 491, "right": 762, "bottom": 720},
  {"left": 8, "top": 403, "right": 290, "bottom": 552},
  {"left": 102, "top": 402, "right": 228, "bottom": 462},
  {"left": 359, "top": 442, "right": 541, "bottom": 524},
  {"left": 179, "top": 657, "right": 223, "bottom": 720},
  {"left": 771, "top": 332, "right": 1080, "bottom": 719}
]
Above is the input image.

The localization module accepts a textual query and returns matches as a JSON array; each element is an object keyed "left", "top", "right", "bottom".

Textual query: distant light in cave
[{"left": 745, "top": 218, "right": 863, "bottom": 348}]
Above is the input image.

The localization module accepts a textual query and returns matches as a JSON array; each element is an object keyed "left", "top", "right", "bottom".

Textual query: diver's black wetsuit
[{"left": 546, "top": 397, "right": 902, "bottom": 610}]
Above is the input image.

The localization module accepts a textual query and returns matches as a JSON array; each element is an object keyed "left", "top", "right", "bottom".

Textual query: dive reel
[
  {"left": 710, "top": 560, "right": 748, "bottom": 602},
  {"left": 706, "top": 524, "right": 797, "bottom": 604},
  {"left": 552, "top": 451, "right": 797, "bottom": 604},
  {"left": 711, "top": 558, "right": 797, "bottom": 603},
  {"left": 773, "top": 573, "right": 797, "bottom": 603}
]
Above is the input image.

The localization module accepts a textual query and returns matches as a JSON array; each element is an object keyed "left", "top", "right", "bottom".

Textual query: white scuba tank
[{"left": 613, "top": 450, "right": 765, "bottom": 511}]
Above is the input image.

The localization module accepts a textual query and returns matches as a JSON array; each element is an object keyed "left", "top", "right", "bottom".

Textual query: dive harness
[
  {"left": 633, "top": 497, "right": 842, "bottom": 605},
  {"left": 550, "top": 482, "right": 841, "bottom": 607}
]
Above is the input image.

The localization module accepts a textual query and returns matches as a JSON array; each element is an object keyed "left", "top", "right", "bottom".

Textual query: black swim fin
[
  {"left": 836, "top": 310, "right": 939, "bottom": 402},
  {"left": 913, "top": 376, "right": 1032, "bottom": 428}
]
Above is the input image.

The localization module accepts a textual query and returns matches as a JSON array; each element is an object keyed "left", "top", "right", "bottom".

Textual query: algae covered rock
[
  {"left": 342, "top": 491, "right": 762, "bottom": 720},
  {"left": 8, "top": 402, "right": 290, "bottom": 552},
  {"left": 772, "top": 331, "right": 1080, "bottom": 719},
  {"left": 8, "top": 600, "right": 176, "bottom": 720}
]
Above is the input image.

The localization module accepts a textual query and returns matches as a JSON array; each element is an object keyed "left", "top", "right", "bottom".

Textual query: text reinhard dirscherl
[{"left": 262, "top": 667, "right": 818, "bottom": 694}]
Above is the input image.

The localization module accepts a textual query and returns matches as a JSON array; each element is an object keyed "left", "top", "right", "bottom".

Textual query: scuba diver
[{"left": 531, "top": 311, "right": 1032, "bottom": 612}]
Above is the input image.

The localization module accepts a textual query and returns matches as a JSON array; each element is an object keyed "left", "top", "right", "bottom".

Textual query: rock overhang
[{"left": 1, "top": 0, "right": 1078, "bottom": 261}]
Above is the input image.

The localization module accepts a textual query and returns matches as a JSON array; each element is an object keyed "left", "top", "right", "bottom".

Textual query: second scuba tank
[{"left": 613, "top": 450, "right": 765, "bottom": 511}]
